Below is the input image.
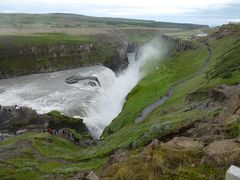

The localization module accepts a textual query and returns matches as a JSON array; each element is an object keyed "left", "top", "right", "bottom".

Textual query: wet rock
[
  {"left": 84, "top": 81, "right": 97, "bottom": 87},
  {"left": 65, "top": 75, "right": 101, "bottom": 86}
]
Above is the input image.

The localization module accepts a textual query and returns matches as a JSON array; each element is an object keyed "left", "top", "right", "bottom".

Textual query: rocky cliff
[
  {"left": 161, "top": 34, "right": 196, "bottom": 52},
  {"left": 0, "top": 38, "right": 130, "bottom": 79}
]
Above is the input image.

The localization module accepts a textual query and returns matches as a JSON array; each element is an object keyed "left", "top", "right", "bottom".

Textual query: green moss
[
  {"left": 51, "top": 158, "right": 107, "bottom": 174},
  {"left": 47, "top": 111, "right": 89, "bottom": 134},
  {"left": 206, "top": 36, "right": 240, "bottom": 80},
  {"left": 1, "top": 155, "right": 106, "bottom": 179},
  {"left": 31, "top": 135, "right": 80, "bottom": 159},
  {"left": 225, "top": 116, "right": 240, "bottom": 138},
  {"left": 0, "top": 132, "right": 44, "bottom": 148}
]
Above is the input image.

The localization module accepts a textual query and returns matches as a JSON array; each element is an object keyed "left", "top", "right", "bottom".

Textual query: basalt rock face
[
  {"left": 161, "top": 35, "right": 196, "bottom": 52},
  {"left": 0, "top": 41, "right": 131, "bottom": 79},
  {"left": 0, "top": 43, "right": 92, "bottom": 78},
  {"left": 103, "top": 42, "right": 132, "bottom": 73}
]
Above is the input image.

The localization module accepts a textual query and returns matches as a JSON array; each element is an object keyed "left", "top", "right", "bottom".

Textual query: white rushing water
[{"left": 0, "top": 39, "right": 163, "bottom": 138}]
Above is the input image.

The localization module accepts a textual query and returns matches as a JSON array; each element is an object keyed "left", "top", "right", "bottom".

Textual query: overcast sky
[{"left": 0, "top": 0, "right": 240, "bottom": 26}]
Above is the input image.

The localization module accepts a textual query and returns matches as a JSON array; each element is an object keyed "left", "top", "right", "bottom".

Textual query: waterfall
[
  {"left": 83, "top": 53, "right": 139, "bottom": 138},
  {"left": 0, "top": 39, "right": 163, "bottom": 138},
  {"left": 84, "top": 39, "right": 163, "bottom": 138}
]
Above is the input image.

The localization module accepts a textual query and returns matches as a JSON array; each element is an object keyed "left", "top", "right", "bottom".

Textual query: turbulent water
[{"left": 0, "top": 39, "right": 163, "bottom": 138}]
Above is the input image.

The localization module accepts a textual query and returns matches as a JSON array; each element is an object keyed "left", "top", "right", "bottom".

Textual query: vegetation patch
[
  {"left": 48, "top": 111, "right": 89, "bottom": 134},
  {"left": 103, "top": 146, "right": 225, "bottom": 180},
  {"left": 206, "top": 37, "right": 240, "bottom": 80},
  {"left": 225, "top": 116, "right": 240, "bottom": 138},
  {"left": 0, "top": 33, "right": 92, "bottom": 48}
]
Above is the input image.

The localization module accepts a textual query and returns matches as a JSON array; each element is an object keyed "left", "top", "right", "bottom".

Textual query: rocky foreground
[{"left": 101, "top": 84, "right": 240, "bottom": 179}]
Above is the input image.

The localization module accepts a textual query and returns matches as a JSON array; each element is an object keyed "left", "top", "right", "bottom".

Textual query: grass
[
  {"left": 47, "top": 111, "right": 89, "bottom": 135},
  {"left": 31, "top": 135, "right": 80, "bottom": 158},
  {"left": 165, "top": 28, "right": 211, "bottom": 40},
  {"left": 126, "top": 31, "right": 160, "bottom": 43},
  {"left": 0, "top": 33, "right": 92, "bottom": 48},
  {"left": 206, "top": 35, "right": 240, "bottom": 80},
  {"left": 0, "top": 132, "right": 107, "bottom": 179},
  {"left": 103, "top": 146, "right": 225, "bottom": 180},
  {"left": 225, "top": 115, "right": 240, "bottom": 138},
  {"left": 0, "top": 132, "right": 43, "bottom": 148},
  {"left": 0, "top": 13, "right": 208, "bottom": 29}
]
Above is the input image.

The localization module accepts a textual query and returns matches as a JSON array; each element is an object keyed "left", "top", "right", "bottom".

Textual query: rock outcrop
[
  {"left": 213, "top": 23, "right": 240, "bottom": 39},
  {"left": 65, "top": 75, "right": 101, "bottom": 86},
  {"left": 0, "top": 106, "right": 92, "bottom": 142}
]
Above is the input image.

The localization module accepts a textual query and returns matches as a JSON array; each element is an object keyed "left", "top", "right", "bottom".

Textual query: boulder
[
  {"left": 205, "top": 139, "right": 240, "bottom": 166},
  {"left": 84, "top": 81, "right": 97, "bottom": 87},
  {"left": 165, "top": 137, "right": 204, "bottom": 149}
]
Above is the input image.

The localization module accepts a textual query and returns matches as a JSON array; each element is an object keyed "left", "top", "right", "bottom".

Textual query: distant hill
[{"left": 0, "top": 13, "right": 209, "bottom": 29}]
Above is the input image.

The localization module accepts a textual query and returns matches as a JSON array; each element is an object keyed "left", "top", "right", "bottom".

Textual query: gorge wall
[
  {"left": 0, "top": 33, "right": 193, "bottom": 79},
  {"left": 0, "top": 39, "right": 129, "bottom": 79}
]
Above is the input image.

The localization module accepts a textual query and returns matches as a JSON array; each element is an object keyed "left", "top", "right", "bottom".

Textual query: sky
[{"left": 0, "top": 0, "right": 240, "bottom": 26}]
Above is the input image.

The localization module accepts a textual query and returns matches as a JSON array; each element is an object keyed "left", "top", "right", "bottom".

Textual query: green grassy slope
[
  {"left": 0, "top": 33, "right": 92, "bottom": 48},
  {"left": 0, "top": 25, "right": 239, "bottom": 179},
  {"left": 103, "top": 26, "right": 240, "bottom": 145}
]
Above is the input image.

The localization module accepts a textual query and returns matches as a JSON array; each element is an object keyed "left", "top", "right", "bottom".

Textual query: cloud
[{"left": 0, "top": 0, "right": 239, "bottom": 25}]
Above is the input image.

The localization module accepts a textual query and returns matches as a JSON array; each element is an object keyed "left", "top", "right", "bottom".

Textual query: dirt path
[{"left": 135, "top": 42, "right": 211, "bottom": 123}]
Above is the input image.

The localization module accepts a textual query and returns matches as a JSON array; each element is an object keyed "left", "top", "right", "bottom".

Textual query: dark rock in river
[
  {"left": 84, "top": 81, "right": 97, "bottom": 87},
  {"left": 65, "top": 75, "right": 101, "bottom": 86}
]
